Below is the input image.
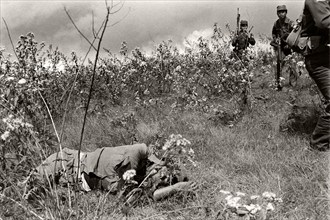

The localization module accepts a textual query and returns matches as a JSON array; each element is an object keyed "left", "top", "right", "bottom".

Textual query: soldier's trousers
[{"left": 305, "top": 51, "right": 330, "bottom": 151}]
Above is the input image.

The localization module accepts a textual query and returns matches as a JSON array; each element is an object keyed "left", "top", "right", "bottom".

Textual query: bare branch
[
  {"left": 92, "top": 11, "right": 97, "bottom": 38},
  {"left": 64, "top": 7, "right": 97, "bottom": 51},
  {"left": 110, "top": 1, "right": 125, "bottom": 14},
  {"left": 76, "top": 5, "right": 112, "bottom": 184},
  {"left": 112, "top": 0, "right": 125, "bottom": 9},
  {"left": 59, "top": 11, "right": 107, "bottom": 148},
  {"left": 2, "top": 18, "right": 19, "bottom": 61},
  {"left": 38, "top": 90, "right": 72, "bottom": 208},
  {"left": 108, "top": 7, "right": 130, "bottom": 27}
]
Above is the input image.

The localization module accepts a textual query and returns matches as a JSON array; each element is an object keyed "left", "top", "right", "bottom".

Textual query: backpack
[{"left": 286, "top": 14, "right": 309, "bottom": 55}]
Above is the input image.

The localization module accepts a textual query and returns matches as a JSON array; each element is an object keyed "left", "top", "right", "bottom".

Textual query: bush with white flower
[
  {"left": 217, "top": 190, "right": 283, "bottom": 219},
  {"left": 161, "top": 134, "right": 196, "bottom": 168}
]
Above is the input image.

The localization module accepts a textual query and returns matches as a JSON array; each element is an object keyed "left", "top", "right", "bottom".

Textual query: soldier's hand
[
  {"left": 173, "top": 181, "right": 198, "bottom": 192},
  {"left": 250, "top": 33, "right": 254, "bottom": 38}
]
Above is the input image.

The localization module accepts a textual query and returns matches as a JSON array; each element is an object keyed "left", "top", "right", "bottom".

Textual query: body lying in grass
[{"left": 24, "top": 143, "right": 196, "bottom": 202}]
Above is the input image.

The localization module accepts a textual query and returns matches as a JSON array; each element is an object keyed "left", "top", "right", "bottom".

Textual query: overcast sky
[{"left": 1, "top": 0, "right": 304, "bottom": 59}]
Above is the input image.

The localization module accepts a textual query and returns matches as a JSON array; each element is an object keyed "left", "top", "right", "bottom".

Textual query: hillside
[{"left": 0, "top": 30, "right": 329, "bottom": 220}]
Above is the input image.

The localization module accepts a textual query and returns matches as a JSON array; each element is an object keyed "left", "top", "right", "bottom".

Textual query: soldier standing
[
  {"left": 232, "top": 20, "right": 256, "bottom": 61},
  {"left": 271, "top": 5, "right": 296, "bottom": 89},
  {"left": 301, "top": 0, "right": 330, "bottom": 151}
]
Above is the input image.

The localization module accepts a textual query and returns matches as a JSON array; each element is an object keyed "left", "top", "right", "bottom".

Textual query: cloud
[{"left": 1, "top": 0, "right": 303, "bottom": 59}]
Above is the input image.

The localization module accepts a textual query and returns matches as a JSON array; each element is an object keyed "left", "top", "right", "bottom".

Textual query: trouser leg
[{"left": 305, "top": 52, "right": 330, "bottom": 150}]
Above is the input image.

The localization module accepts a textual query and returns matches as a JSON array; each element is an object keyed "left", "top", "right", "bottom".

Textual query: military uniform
[
  {"left": 232, "top": 20, "right": 256, "bottom": 60},
  {"left": 301, "top": 0, "right": 330, "bottom": 150},
  {"left": 271, "top": 13, "right": 294, "bottom": 55},
  {"left": 271, "top": 5, "right": 297, "bottom": 88},
  {"left": 36, "top": 144, "right": 163, "bottom": 192}
]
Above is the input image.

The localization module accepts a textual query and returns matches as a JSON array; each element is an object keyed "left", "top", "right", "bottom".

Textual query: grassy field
[
  {"left": 1, "top": 36, "right": 329, "bottom": 219},
  {"left": 4, "top": 69, "right": 326, "bottom": 220}
]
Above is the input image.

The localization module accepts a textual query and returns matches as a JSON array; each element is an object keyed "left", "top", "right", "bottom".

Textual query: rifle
[
  {"left": 233, "top": 8, "right": 240, "bottom": 51},
  {"left": 276, "top": 37, "right": 282, "bottom": 90},
  {"left": 248, "top": 26, "right": 254, "bottom": 34},
  {"left": 236, "top": 8, "right": 240, "bottom": 35}
]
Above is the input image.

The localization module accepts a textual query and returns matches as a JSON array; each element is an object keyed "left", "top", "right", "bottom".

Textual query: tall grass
[{"left": 1, "top": 29, "right": 329, "bottom": 219}]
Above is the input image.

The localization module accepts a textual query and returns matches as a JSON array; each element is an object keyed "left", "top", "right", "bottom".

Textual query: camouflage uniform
[
  {"left": 301, "top": 0, "right": 330, "bottom": 150},
  {"left": 232, "top": 20, "right": 256, "bottom": 60},
  {"left": 271, "top": 5, "right": 297, "bottom": 87}
]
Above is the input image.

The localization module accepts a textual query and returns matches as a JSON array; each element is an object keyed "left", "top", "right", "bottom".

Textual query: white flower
[
  {"left": 297, "top": 61, "right": 305, "bottom": 67},
  {"left": 1, "top": 131, "right": 10, "bottom": 141},
  {"left": 181, "top": 147, "right": 186, "bottom": 153},
  {"left": 24, "top": 123, "right": 33, "bottom": 128},
  {"left": 123, "top": 169, "right": 136, "bottom": 181},
  {"left": 250, "top": 195, "right": 260, "bottom": 200},
  {"left": 243, "top": 204, "right": 261, "bottom": 214},
  {"left": 275, "top": 197, "right": 283, "bottom": 203},
  {"left": 262, "top": 191, "right": 276, "bottom": 199},
  {"left": 279, "top": 77, "right": 285, "bottom": 82},
  {"left": 219, "top": 190, "right": 231, "bottom": 195},
  {"left": 162, "top": 142, "right": 171, "bottom": 151},
  {"left": 18, "top": 78, "right": 27, "bottom": 84},
  {"left": 266, "top": 203, "right": 275, "bottom": 211},
  {"left": 188, "top": 148, "right": 195, "bottom": 155},
  {"left": 236, "top": 192, "right": 246, "bottom": 197},
  {"left": 245, "top": 204, "right": 262, "bottom": 214},
  {"left": 6, "top": 76, "right": 15, "bottom": 81},
  {"left": 225, "top": 195, "right": 241, "bottom": 208}
]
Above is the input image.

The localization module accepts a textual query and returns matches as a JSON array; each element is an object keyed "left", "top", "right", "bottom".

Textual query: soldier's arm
[
  {"left": 306, "top": 0, "right": 330, "bottom": 29},
  {"left": 272, "top": 21, "right": 278, "bottom": 39},
  {"left": 231, "top": 36, "right": 237, "bottom": 46},
  {"left": 249, "top": 34, "right": 256, "bottom": 45},
  {"left": 153, "top": 181, "right": 197, "bottom": 201}
]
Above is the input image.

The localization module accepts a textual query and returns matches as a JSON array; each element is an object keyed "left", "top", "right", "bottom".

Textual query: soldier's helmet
[
  {"left": 277, "top": 5, "right": 287, "bottom": 12},
  {"left": 240, "top": 20, "right": 248, "bottom": 26}
]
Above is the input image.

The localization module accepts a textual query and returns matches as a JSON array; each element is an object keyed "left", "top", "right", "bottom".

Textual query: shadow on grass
[{"left": 280, "top": 104, "right": 320, "bottom": 135}]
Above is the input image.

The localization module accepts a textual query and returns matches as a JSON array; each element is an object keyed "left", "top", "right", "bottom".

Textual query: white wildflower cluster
[
  {"left": 123, "top": 169, "right": 137, "bottom": 184},
  {"left": 262, "top": 191, "right": 283, "bottom": 203},
  {"left": 219, "top": 190, "right": 283, "bottom": 218},
  {"left": 1, "top": 114, "right": 33, "bottom": 142},
  {"left": 18, "top": 78, "right": 27, "bottom": 85},
  {"left": 162, "top": 134, "right": 197, "bottom": 167},
  {"left": 4, "top": 76, "right": 27, "bottom": 85},
  {"left": 162, "top": 134, "right": 191, "bottom": 151},
  {"left": 269, "top": 77, "right": 285, "bottom": 90},
  {"left": 2, "top": 114, "right": 33, "bottom": 131},
  {"left": 297, "top": 61, "right": 305, "bottom": 68},
  {"left": 1, "top": 131, "right": 10, "bottom": 141},
  {"left": 6, "top": 76, "right": 15, "bottom": 81}
]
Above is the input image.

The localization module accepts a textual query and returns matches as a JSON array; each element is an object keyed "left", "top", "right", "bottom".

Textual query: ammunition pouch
[{"left": 286, "top": 18, "right": 328, "bottom": 56}]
